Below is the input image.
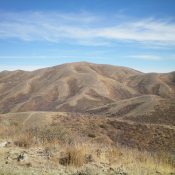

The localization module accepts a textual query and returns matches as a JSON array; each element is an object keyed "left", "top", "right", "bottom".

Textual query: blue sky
[{"left": 0, "top": 0, "right": 175, "bottom": 72}]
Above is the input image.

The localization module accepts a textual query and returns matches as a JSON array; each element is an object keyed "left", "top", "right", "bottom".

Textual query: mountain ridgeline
[{"left": 0, "top": 62, "right": 174, "bottom": 114}]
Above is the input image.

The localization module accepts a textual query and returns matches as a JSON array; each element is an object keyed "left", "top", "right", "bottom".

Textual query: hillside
[
  {"left": 0, "top": 62, "right": 174, "bottom": 114},
  {"left": 0, "top": 62, "right": 175, "bottom": 175},
  {"left": 0, "top": 111, "right": 175, "bottom": 153},
  {"left": 87, "top": 95, "right": 175, "bottom": 126}
]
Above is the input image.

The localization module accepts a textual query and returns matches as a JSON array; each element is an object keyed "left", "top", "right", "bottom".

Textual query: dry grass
[
  {"left": 14, "top": 132, "right": 34, "bottom": 148},
  {"left": 0, "top": 121, "right": 72, "bottom": 147},
  {"left": 57, "top": 143, "right": 175, "bottom": 174},
  {"left": 0, "top": 120, "right": 175, "bottom": 175},
  {"left": 59, "top": 144, "right": 86, "bottom": 167},
  {"left": 0, "top": 143, "right": 174, "bottom": 175}
]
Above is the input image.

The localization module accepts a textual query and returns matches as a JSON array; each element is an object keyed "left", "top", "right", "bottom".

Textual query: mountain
[
  {"left": 0, "top": 62, "right": 174, "bottom": 114},
  {"left": 87, "top": 95, "right": 175, "bottom": 126},
  {"left": 0, "top": 61, "right": 173, "bottom": 152}
]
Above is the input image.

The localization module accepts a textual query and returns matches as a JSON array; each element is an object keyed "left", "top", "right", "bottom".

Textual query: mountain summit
[{"left": 0, "top": 62, "right": 174, "bottom": 114}]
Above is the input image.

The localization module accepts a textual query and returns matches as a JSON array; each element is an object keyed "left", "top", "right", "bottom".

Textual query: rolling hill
[
  {"left": 0, "top": 62, "right": 174, "bottom": 114},
  {"left": 0, "top": 62, "right": 175, "bottom": 174}
]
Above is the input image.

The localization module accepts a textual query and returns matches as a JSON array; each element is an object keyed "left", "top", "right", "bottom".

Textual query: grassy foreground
[{"left": 0, "top": 118, "right": 174, "bottom": 175}]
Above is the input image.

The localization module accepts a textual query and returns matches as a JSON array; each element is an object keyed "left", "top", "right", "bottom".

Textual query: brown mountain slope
[
  {"left": 0, "top": 62, "right": 174, "bottom": 113},
  {"left": 0, "top": 111, "right": 175, "bottom": 153},
  {"left": 87, "top": 95, "right": 175, "bottom": 126}
]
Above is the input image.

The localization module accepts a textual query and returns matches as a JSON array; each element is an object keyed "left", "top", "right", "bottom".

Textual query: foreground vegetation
[{"left": 0, "top": 117, "right": 175, "bottom": 175}]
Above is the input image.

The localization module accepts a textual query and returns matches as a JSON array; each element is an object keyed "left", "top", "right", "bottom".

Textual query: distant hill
[{"left": 0, "top": 62, "right": 174, "bottom": 114}]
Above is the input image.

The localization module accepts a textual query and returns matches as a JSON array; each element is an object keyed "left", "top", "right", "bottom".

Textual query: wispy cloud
[
  {"left": 0, "top": 65, "right": 43, "bottom": 71},
  {"left": 132, "top": 66, "right": 175, "bottom": 73},
  {"left": 0, "top": 54, "right": 104, "bottom": 60},
  {"left": 0, "top": 11, "right": 175, "bottom": 46},
  {"left": 0, "top": 55, "right": 48, "bottom": 59},
  {"left": 128, "top": 54, "right": 161, "bottom": 60},
  {"left": 127, "top": 54, "right": 175, "bottom": 61}
]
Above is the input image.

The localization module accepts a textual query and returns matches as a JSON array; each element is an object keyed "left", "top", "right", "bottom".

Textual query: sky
[{"left": 0, "top": 0, "right": 175, "bottom": 73}]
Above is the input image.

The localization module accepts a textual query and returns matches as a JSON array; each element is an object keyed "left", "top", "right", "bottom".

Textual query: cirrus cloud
[{"left": 0, "top": 11, "right": 175, "bottom": 46}]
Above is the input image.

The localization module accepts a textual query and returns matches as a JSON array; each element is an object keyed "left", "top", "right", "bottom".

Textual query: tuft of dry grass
[
  {"left": 59, "top": 144, "right": 86, "bottom": 167},
  {"left": 14, "top": 132, "right": 34, "bottom": 148}
]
